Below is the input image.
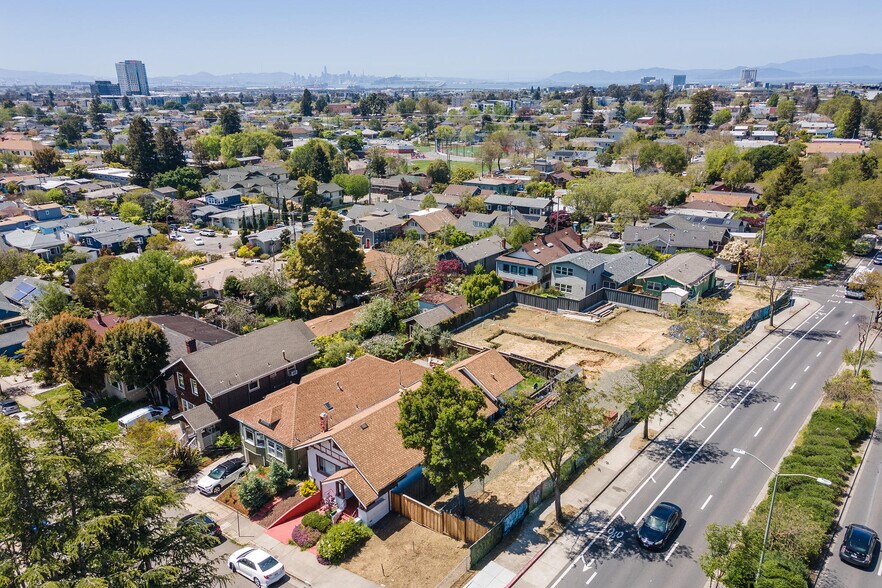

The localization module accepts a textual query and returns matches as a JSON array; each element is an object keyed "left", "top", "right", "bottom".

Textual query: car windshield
[
  {"left": 645, "top": 515, "right": 667, "bottom": 532},
  {"left": 257, "top": 555, "right": 279, "bottom": 572},
  {"left": 848, "top": 530, "right": 873, "bottom": 554},
  {"left": 207, "top": 466, "right": 225, "bottom": 480}
]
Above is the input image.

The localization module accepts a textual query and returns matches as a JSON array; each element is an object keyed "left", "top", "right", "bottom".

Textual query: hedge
[{"left": 317, "top": 520, "right": 373, "bottom": 564}]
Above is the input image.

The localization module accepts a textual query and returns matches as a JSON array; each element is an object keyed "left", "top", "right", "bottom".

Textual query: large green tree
[
  {"left": 22, "top": 312, "right": 104, "bottom": 391},
  {"left": 0, "top": 391, "right": 224, "bottom": 587},
  {"left": 287, "top": 139, "right": 339, "bottom": 181},
  {"left": 614, "top": 359, "right": 684, "bottom": 440},
  {"left": 71, "top": 255, "right": 122, "bottom": 310},
  {"left": 217, "top": 106, "right": 241, "bottom": 136},
  {"left": 461, "top": 267, "right": 503, "bottom": 306},
  {"left": 285, "top": 208, "right": 371, "bottom": 315},
  {"left": 397, "top": 368, "right": 503, "bottom": 516},
  {"left": 31, "top": 146, "right": 62, "bottom": 174},
  {"left": 677, "top": 298, "right": 730, "bottom": 386},
  {"left": 101, "top": 319, "right": 171, "bottom": 388},
  {"left": 689, "top": 90, "right": 715, "bottom": 131},
  {"left": 106, "top": 250, "right": 199, "bottom": 316},
  {"left": 155, "top": 125, "right": 185, "bottom": 173},
  {"left": 836, "top": 96, "right": 862, "bottom": 139},
  {"left": 127, "top": 115, "right": 158, "bottom": 186},
  {"left": 300, "top": 88, "right": 314, "bottom": 116}
]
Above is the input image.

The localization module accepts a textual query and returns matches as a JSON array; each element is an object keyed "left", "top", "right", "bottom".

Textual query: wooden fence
[{"left": 390, "top": 492, "right": 489, "bottom": 544}]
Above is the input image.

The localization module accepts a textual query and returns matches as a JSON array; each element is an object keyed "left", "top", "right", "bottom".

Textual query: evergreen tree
[
  {"left": 281, "top": 198, "right": 289, "bottom": 224},
  {"left": 88, "top": 97, "right": 105, "bottom": 130},
  {"left": 838, "top": 96, "right": 863, "bottom": 139},
  {"left": 239, "top": 213, "right": 249, "bottom": 236},
  {"left": 591, "top": 113, "right": 606, "bottom": 133},
  {"left": 258, "top": 212, "right": 266, "bottom": 231},
  {"left": 217, "top": 106, "right": 241, "bottom": 136},
  {"left": 301, "top": 88, "right": 314, "bottom": 117},
  {"left": 121, "top": 95, "right": 132, "bottom": 112},
  {"left": 126, "top": 116, "right": 158, "bottom": 186},
  {"left": 765, "top": 155, "right": 805, "bottom": 211},
  {"left": 615, "top": 98, "right": 626, "bottom": 121},
  {"left": 309, "top": 144, "right": 332, "bottom": 182},
  {"left": 654, "top": 86, "right": 668, "bottom": 126},
  {"left": 689, "top": 89, "right": 714, "bottom": 131},
  {"left": 580, "top": 91, "right": 593, "bottom": 121},
  {"left": 672, "top": 106, "right": 686, "bottom": 125},
  {"left": 154, "top": 126, "right": 185, "bottom": 173},
  {"left": 267, "top": 207, "right": 275, "bottom": 226},
  {"left": 251, "top": 208, "right": 258, "bottom": 230}
]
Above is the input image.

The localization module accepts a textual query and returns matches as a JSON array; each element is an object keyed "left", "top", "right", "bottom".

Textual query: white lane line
[
  {"left": 611, "top": 542, "right": 621, "bottom": 555},
  {"left": 845, "top": 321, "right": 849, "bottom": 325},
  {"left": 877, "top": 563, "right": 881, "bottom": 577},
  {"left": 774, "top": 403, "right": 781, "bottom": 411},
  {"left": 585, "top": 571, "right": 598, "bottom": 585},
  {"left": 551, "top": 307, "right": 829, "bottom": 587},
  {"left": 817, "top": 351, "right": 822, "bottom": 357},
  {"left": 701, "top": 495, "right": 713, "bottom": 510},
  {"left": 827, "top": 340, "right": 831, "bottom": 345},
  {"left": 664, "top": 542, "right": 680, "bottom": 562},
  {"left": 853, "top": 313, "right": 856, "bottom": 317},
  {"left": 582, "top": 559, "right": 595, "bottom": 572},
  {"left": 804, "top": 365, "right": 810, "bottom": 372},
  {"left": 837, "top": 330, "right": 841, "bottom": 335},
  {"left": 649, "top": 475, "right": 656, "bottom": 483},
  {"left": 790, "top": 382, "right": 797, "bottom": 390},
  {"left": 754, "top": 427, "right": 763, "bottom": 437},
  {"left": 731, "top": 456, "right": 741, "bottom": 469}
]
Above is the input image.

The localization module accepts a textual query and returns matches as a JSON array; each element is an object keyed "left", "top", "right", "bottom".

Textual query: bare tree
[
  {"left": 377, "top": 239, "right": 435, "bottom": 303},
  {"left": 756, "top": 239, "right": 809, "bottom": 327}
]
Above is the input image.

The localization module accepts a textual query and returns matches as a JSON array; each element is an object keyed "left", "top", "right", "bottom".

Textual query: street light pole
[{"left": 732, "top": 448, "right": 832, "bottom": 584}]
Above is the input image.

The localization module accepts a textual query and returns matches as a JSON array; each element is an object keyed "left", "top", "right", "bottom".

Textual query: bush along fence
[
  {"left": 704, "top": 407, "right": 874, "bottom": 588},
  {"left": 436, "top": 289, "right": 796, "bottom": 585}
]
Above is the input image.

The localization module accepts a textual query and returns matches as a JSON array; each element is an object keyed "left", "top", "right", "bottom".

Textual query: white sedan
[
  {"left": 228, "top": 548, "right": 285, "bottom": 587},
  {"left": 193, "top": 237, "right": 205, "bottom": 246}
]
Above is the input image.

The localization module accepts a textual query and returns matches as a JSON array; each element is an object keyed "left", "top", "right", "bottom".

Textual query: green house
[{"left": 636, "top": 252, "right": 717, "bottom": 299}]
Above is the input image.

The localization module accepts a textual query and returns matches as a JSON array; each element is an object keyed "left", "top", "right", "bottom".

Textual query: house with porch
[
  {"left": 405, "top": 208, "right": 457, "bottom": 241},
  {"left": 635, "top": 252, "right": 718, "bottom": 299},
  {"left": 163, "top": 320, "right": 317, "bottom": 449},
  {"left": 495, "top": 228, "right": 586, "bottom": 288}
]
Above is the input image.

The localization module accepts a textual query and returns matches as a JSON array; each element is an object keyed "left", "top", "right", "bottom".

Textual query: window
[
  {"left": 205, "top": 390, "right": 213, "bottom": 404},
  {"left": 555, "top": 266, "right": 574, "bottom": 276},
  {"left": 266, "top": 439, "right": 285, "bottom": 461},
  {"left": 255, "top": 433, "right": 265, "bottom": 448},
  {"left": 181, "top": 398, "right": 195, "bottom": 411},
  {"left": 111, "top": 380, "right": 121, "bottom": 390},
  {"left": 318, "top": 456, "right": 338, "bottom": 476},
  {"left": 353, "top": 225, "right": 364, "bottom": 234},
  {"left": 248, "top": 380, "right": 260, "bottom": 392},
  {"left": 501, "top": 263, "right": 510, "bottom": 273},
  {"left": 176, "top": 373, "right": 184, "bottom": 389},
  {"left": 527, "top": 268, "right": 534, "bottom": 276},
  {"left": 558, "top": 284, "right": 573, "bottom": 294},
  {"left": 244, "top": 428, "right": 255, "bottom": 445},
  {"left": 646, "top": 281, "right": 663, "bottom": 292},
  {"left": 518, "top": 266, "right": 526, "bottom": 276},
  {"left": 287, "top": 366, "right": 298, "bottom": 378},
  {"left": 190, "top": 380, "right": 199, "bottom": 397}
]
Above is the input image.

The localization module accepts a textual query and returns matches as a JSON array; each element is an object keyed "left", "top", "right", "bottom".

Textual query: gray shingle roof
[
  {"left": 552, "top": 251, "right": 605, "bottom": 271},
  {"left": 639, "top": 252, "right": 717, "bottom": 287},
  {"left": 602, "top": 252, "right": 656, "bottom": 284},
  {"left": 447, "top": 235, "right": 506, "bottom": 265}
]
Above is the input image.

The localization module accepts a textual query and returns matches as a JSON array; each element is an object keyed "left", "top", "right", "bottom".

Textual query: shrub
[
  {"left": 317, "top": 520, "right": 373, "bottom": 564},
  {"left": 238, "top": 473, "right": 273, "bottom": 513},
  {"left": 168, "top": 443, "right": 203, "bottom": 478},
  {"left": 214, "top": 431, "right": 240, "bottom": 453},
  {"left": 361, "top": 333, "right": 407, "bottom": 361},
  {"left": 268, "top": 460, "right": 293, "bottom": 494},
  {"left": 299, "top": 478, "right": 318, "bottom": 497},
  {"left": 302, "top": 511, "right": 333, "bottom": 533},
  {"left": 291, "top": 523, "right": 322, "bottom": 548}
]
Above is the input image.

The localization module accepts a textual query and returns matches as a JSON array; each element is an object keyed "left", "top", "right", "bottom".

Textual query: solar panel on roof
[{"left": 11, "top": 283, "right": 37, "bottom": 303}]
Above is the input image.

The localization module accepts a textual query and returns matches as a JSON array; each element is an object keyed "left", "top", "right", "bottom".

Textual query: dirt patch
[
  {"left": 722, "top": 286, "right": 768, "bottom": 325},
  {"left": 342, "top": 514, "right": 469, "bottom": 588},
  {"left": 629, "top": 429, "right": 658, "bottom": 450},
  {"left": 551, "top": 347, "right": 640, "bottom": 383},
  {"left": 584, "top": 310, "right": 677, "bottom": 356},
  {"left": 490, "top": 332, "right": 560, "bottom": 362},
  {"left": 251, "top": 487, "right": 306, "bottom": 528}
]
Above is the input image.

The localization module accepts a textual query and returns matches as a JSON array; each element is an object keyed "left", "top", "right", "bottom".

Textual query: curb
[{"left": 505, "top": 298, "right": 813, "bottom": 587}]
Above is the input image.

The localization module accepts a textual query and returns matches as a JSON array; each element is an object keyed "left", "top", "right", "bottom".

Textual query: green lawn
[
  {"left": 35, "top": 385, "right": 73, "bottom": 403},
  {"left": 408, "top": 159, "right": 484, "bottom": 175},
  {"left": 517, "top": 374, "right": 548, "bottom": 395}
]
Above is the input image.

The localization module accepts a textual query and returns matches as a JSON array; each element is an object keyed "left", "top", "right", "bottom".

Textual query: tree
[
  {"left": 351, "top": 296, "right": 400, "bottom": 339},
  {"left": 461, "top": 267, "right": 503, "bottom": 306},
  {"left": 0, "top": 392, "right": 224, "bottom": 587},
  {"left": 28, "top": 283, "right": 78, "bottom": 324},
  {"left": 426, "top": 159, "right": 451, "bottom": 185},
  {"left": 763, "top": 155, "right": 805, "bottom": 211},
  {"left": 121, "top": 94, "right": 132, "bottom": 112},
  {"left": 287, "top": 139, "right": 338, "bottom": 181},
  {"left": 337, "top": 134, "right": 363, "bottom": 155},
  {"left": 332, "top": 173, "right": 370, "bottom": 201},
  {"left": 217, "top": 106, "right": 241, "bottom": 136},
  {"left": 22, "top": 313, "right": 103, "bottom": 390},
  {"left": 742, "top": 144, "right": 789, "bottom": 176},
  {"left": 152, "top": 166, "right": 202, "bottom": 195},
  {"left": 525, "top": 181, "right": 554, "bottom": 197},
  {"left": 58, "top": 115, "right": 84, "bottom": 146},
  {"left": 722, "top": 160, "right": 755, "bottom": 192},
  {"left": 711, "top": 108, "right": 732, "bottom": 128},
  {"left": 700, "top": 522, "right": 759, "bottom": 588},
  {"left": 88, "top": 97, "right": 106, "bottom": 130},
  {"left": 119, "top": 201, "right": 144, "bottom": 223},
  {"left": 71, "top": 256, "right": 121, "bottom": 310},
  {"left": 756, "top": 239, "right": 809, "bottom": 326},
  {"left": 31, "top": 146, "right": 61, "bottom": 174},
  {"left": 837, "top": 96, "right": 862, "bottom": 139},
  {"left": 286, "top": 208, "right": 371, "bottom": 314},
  {"left": 658, "top": 143, "right": 689, "bottom": 175},
  {"left": 101, "top": 319, "right": 170, "bottom": 389},
  {"left": 127, "top": 115, "right": 158, "bottom": 186},
  {"left": 398, "top": 368, "right": 503, "bottom": 516},
  {"left": 155, "top": 126, "right": 185, "bottom": 173},
  {"left": 451, "top": 166, "right": 477, "bottom": 184},
  {"left": 378, "top": 238, "right": 435, "bottom": 303},
  {"left": 300, "top": 88, "right": 314, "bottom": 116},
  {"left": 690, "top": 90, "right": 715, "bottom": 131},
  {"left": 776, "top": 98, "right": 796, "bottom": 123},
  {"left": 107, "top": 250, "right": 199, "bottom": 316},
  {"left": 478, "top": 141, "right": 503, "bottom": 173},
  {"left": 520, "top": 382, "right": 603, "bottom": 522},
  {"left": 614, "top": 359, "right": 683, "bottom": 440},
  {"left": 581, "top": 90, "right": 594, "bottom": 121},
  {"left": 421, "top": 193, "right": 438, "bottom": 209},
  {"left": 654, "top": 87, "right": 668, "bottom": 125},
  {"left": 822, "top": 370, "right": 874, "bottom": 408},
  {"left": 677, "top": 298, "right": 730, "bottom": 385}
]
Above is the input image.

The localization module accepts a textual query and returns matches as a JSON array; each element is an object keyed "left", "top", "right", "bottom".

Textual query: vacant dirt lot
[
  {"left": 723, "top": 285, "right": 768, "bottom": 325},
  {"left": 342, "top": 514, "right": 469, "bottom": 588}
]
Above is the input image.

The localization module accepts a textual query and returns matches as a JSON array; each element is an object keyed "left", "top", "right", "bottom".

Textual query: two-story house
[
  {"left": 484, "top": 194, "right": 553, "bottom": 218},
  {"left": 495, "top": 228, "right": 586, "bottom": 288},
  {"left": 405, "top": 208, "right": 458, "bottom": 241},
  {"left": 163, "top": 320, "right": 318, "bottom": 447},
  {"left": 349, "top": 212, "right": 406, "bottom": 249},
  {"left": 635, "top": 252, "right": 718, "bottom": 299}
]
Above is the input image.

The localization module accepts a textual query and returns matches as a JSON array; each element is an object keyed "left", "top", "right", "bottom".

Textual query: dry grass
[
  {"left": 342, "top": 514, "right": 469, "bottom": 588},
  {"left": 722, "top": 285, "right": 768, "bottom": 325}
]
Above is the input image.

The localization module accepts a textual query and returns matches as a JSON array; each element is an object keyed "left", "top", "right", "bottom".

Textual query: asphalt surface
[{"left": 546, "top": 281, "right": 868, "bottom": 588}]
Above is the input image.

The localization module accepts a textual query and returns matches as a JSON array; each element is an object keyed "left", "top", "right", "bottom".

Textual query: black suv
[
  {"left": 637, "top": 502, "right": 682, "bottom": 550},
  {"left": 840, "top": 524, "right": 878, "bottom": 568}
]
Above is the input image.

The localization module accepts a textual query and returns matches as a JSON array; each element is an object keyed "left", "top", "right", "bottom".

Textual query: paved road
[
  {"left": 816, "top": 337, "right": 882, "bottom": 588},
  {"left": 544, "top": 284, "right": 867, "bottom": 588}
]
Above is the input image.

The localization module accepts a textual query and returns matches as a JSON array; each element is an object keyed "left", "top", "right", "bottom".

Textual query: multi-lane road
[{"left": 542, "top": 280, "right": 871, "bottom": 588}]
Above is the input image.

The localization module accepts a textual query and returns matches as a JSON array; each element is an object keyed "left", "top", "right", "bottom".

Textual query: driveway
[{"left": 183, "top": 231, "right": 241, "bottom": 254}]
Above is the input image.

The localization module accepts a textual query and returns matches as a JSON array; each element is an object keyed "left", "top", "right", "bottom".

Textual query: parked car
[
  {"left": 228, "top": 548, "right": 285, "bottom": 587},
  {"left": 116, "top": 405, "right": 170, "bottom": 429},
  {"left": 11, "top": 411, "right": 32, "bottom": 426},
  {"left": 840, "top": 524, "right": 878, "bottom": 568},
  {"left": 179, "top": 226, "right": 196, "bottom": 233},
  {"left": 170, "top": 233, "right": 186, "bottom": 242},
  {"left": 199, "top": 229, "right": 216, "bottom": 237},
  {"left": 637, "top": 502, "right": 682, "bottom": 550},
  {"left": 0, "top": 399, "right": 21, "bottom": 416},
  {"left": 193, "top": 237, "right": 205, "bottom": 246},
  {"left": 873, "top": 254, "right": 882, "bottom": 265},
  {"left": 178, "top": 513, "right": 224, "bottom": 541},
  {"left": 196, "top": 457, "right": 248, "bottom": 496}
]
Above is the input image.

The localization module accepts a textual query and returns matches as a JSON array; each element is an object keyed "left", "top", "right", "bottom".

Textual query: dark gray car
[
  {"left": 0, "top": 399, "right": 20, "bottom": 416},
  {"left": 637, "top": 502, "right": 682, "bottom": 550},
  {"left": 840, "top": 524, "right": 878, "bottom": 568}
]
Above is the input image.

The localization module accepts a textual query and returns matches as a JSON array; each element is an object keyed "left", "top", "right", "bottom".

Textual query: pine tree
[
  {"left": 88, "top": 97, "right": 106, "bottom": 130},
  {"left": 154, "top": 126, "right": 185, "bottom": 174},
  {"left": 258, "top": 212, "right": 266, "bottom": 231},
  {"left": 126, "top": 116, "right": 157, "bottom": 186},
  {"left": 251, "top": 208, "right": 258, "bottom": 231},
  {"left": 654, "top": 86, "right": 668, "bottom": 126},
  {"left": 301, "top": 88, "right": 314, "bottom": 117},
  {"left": 689, "top": 90, "right": 714, "bottom": 132},
  {"left": 310, "top": 146, "right": 332, "bottom": 182},
  {"left": 121, "top": 95, "right": 132, "bottom": 112},
  {"left": 267, "top": 207, "right": 275, "bottom": 226},
  {"left": 765, "top": 155, "right": 805, "bottom": 210},
  {"left": 615, "top": 98, "right": 626, "bottom": 122},
  {"left": 580, "top": 92, "right": 593, "bottom": 121},
  {"left": 281, "top": 198, "right": 289, "bottom": 224},
  {"left": 239, "top": 213, "right": 249, "bottom": 236},
  {"left": 838, "top": 96, "right": 863, "bottom": 139}
]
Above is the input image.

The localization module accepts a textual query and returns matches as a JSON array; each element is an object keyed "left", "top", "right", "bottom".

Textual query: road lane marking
[
  {"left": 845, "top": 321, "right": 849, "bottom": 325},
  {"left": 731, "top": 456, "right": 741, "bottom": 469},
  {"left": 837, "top": 330, "right": 841, "bottom": 334},
  {"left": 817, "top": 351, "right": 822, "bottom": 357},
  {"left": 664, "top": 542, "right": 679, "bottom": 562},
  {"left": 754, "top": 427, "right": 763, "bottom": 437},
  {"left": 790, "top": 382, "right": 797, "bottom": 390},
  {"left": 774, "top": 403, "right": 781, "bottom": 411},
  {"left": 804, "top": 365, "right": 810, "bottom": 372},
  {"left": 701, "top": 495, "right": 713, "bottom": 510},
  {"left": 827, "top": 340, "right": 831, "bottom": 345},
  {"left": 582, "top": 559, "right": 595, "bottom": 572},
  {"left": 611, "top": 542, "right": 621, "bottom": 555},
  {"left": 551, "top": 307, "right": 830, "bottom": 587},
  {"left": 585, "top": 571, "right": 597, "bottom": 585}
]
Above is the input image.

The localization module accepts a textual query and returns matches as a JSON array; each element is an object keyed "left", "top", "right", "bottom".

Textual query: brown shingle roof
[
  {"left": 305, "top": 306, "right": 361, "bottom": 338},
  {"left": 515, "top": 228, "right": 586, "bottom": 266},
  {"left": 686, "top": 192, "right": 755, "bottom": 208},
  {"left": 446, "top": 349, "right": 523, "bottom": 408},
  {"left": 408, "top": 208, "right": 458, "bottom": 235},
  {"left": 231, "top": 355, "right": 427, "bottom": 448}
]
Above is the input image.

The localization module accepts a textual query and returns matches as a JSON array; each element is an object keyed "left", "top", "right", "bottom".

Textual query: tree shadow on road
[
  {"left": 701, "top": 381, "right": 778, "bottom": 410},
  {"left": 641, "top": 438, "right": 729, "bottom": 469}
]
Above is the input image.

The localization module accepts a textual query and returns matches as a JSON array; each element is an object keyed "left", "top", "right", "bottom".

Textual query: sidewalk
[
  {"left": 183, "top": 472, "right": 377, "bottom": 588},
  {"left": 466, "top": 296, "right": 820, "bottom": 588}
]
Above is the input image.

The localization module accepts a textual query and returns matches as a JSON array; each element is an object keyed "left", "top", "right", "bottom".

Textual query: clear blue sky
[{"left": 9, "top": 0, "right": 882, "bottom": 79}]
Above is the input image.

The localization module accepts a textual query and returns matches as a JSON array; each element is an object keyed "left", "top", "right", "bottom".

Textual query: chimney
[
  {"left": 502, "top": 238, "right": 507, "bottom": 250},
  {"left": 185, "top": 339, "right": 197, "bottom": 354},
  {"left": 319, "top": 412, "right": 328, "bottom": 432},
  {"left": 336, "top": 381, "right": 343, "bottom": 391},
  {"left": 282, "top": 349, "right": 288, "bottom": 362}
]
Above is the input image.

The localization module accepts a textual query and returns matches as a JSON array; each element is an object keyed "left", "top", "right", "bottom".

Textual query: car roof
[
  {"left": 243, "top": 548, "right": 273, "bottom": 563},
  {"left": 849, "top": 524, "right": 877, "bottom": 537},
  {"left": 217, "top": 458, "right": 244, "bottom": 469},
  {"left": 652, "top": 502, "right": 680, "bottom": 517}
]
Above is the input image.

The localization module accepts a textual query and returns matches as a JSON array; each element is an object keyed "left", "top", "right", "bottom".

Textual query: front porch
[{"left": 173, "top": 402, "right": 221, "bottom": 451}]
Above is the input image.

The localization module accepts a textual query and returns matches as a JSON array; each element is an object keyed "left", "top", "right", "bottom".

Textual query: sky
[{"left": 7, "top": 0, "right": 882, "bottom": 80}]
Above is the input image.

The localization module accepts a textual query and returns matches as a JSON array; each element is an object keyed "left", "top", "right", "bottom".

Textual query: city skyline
[{"left": 6, "top": 0, "right": 882, "bottom": 80}]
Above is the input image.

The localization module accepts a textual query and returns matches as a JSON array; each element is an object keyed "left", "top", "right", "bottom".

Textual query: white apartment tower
[{"left": 115, "top": 60, "right": 150, "bottom": 96}]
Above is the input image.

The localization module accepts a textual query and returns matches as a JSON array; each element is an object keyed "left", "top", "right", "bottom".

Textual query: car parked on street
[
  {"left": 199, "top": 229, "right": 216, "bottom": 237},
  {"left": 179, "top": 226, "right": 196, "bottom": 233},
  {"left": 840, "top": 524, "right": 878, "bottom": 568},
  {"left": 228, "top": 547, "right": 285, "bottom": 587},
  {"left": 170, "top": 233, "right": 186, "bottom": 242},
  {"left": 193, "top": 237, "right": 205, "bottom": 246},
  {"left": 197, "top": 457, "right": 248, "bottom": 496},
  {"left": 178, "top": 513, "right": 224, "bottom": 541},
  {"left": 637, "top": 502, "right": 682, "bottom": 550},
  {"left": 873, "top": 253, "right": 882, "bottom": 265},
  {"left": 0, "top": 399, "right": 21, "bottom": 416}
]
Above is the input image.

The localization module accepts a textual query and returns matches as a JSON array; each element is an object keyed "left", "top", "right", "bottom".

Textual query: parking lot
[{"left": 174, "top": 228, "right": 242, "bottom": 254}]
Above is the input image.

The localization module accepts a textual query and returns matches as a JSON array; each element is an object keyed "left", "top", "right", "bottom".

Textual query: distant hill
[{"left": 0, "top": 68, "right": 96, "bottom": 85}]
